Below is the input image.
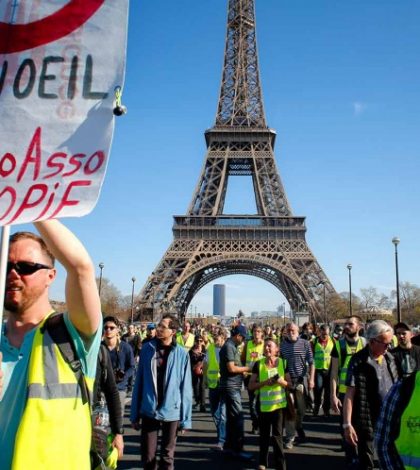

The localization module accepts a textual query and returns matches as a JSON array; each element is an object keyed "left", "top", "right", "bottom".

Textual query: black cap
[{"left": 394, "top": 322, "right": 411, "bottom": 332}]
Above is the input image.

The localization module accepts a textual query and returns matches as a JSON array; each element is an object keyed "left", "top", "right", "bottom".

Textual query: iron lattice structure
[{"left": 137, "top": 0, "right": 335, "bottom": 322}]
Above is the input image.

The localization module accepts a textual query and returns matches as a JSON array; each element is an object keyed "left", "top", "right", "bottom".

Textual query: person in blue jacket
[{"left": 130, "top": 314, "right": 192, "bottom": 470}]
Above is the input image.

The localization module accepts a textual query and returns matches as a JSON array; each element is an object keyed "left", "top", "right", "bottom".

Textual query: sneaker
[
  {"left": 284, "top": 439, "right": 294, "bottom": 450},
  {"left": 258, "top": 466, "right": 266, "bottom": 470},
  {"left": 212, "top": 443, "right": 224, "bottom": 452}
]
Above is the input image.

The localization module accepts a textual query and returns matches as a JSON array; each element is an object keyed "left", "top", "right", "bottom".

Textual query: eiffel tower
[{"left": 137, "top": 0, "right": 335, "bottom": 322}]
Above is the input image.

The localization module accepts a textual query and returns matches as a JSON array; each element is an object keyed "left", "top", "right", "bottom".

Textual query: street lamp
[
  {"left": 347, "top": 264, "right": 353, "bottom": 316},
  {"left": 288, "top": 298, "right": 293, "bottom": 323},
  {"left": 320, "top": 279, "right": 327, "bottom": 324},
  {"left": 131, "top": 276, "right": 136, "bottom": 323},
  {"left": 98, "top": 262, "right": 104, "bottom": 296},
  {"left": 392, "top": 237, "right": 401, "bottom": 322}
]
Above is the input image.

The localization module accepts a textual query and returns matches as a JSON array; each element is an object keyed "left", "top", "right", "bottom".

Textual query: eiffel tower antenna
[{"left": 137, "top": 0, "right": 335, "bottom": 322}]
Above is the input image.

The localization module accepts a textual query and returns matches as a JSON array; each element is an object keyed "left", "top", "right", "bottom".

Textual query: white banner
[{"left": 0, "top": 0, "right": 129, "bottom": 226}]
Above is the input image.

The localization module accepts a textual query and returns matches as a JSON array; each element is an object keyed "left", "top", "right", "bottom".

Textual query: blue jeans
[
  {"left": 208, "top": 387, "right": 226, "bottom": 445},
  {"left": 221, "top": 387, "right": 244, "bottom": 452}
]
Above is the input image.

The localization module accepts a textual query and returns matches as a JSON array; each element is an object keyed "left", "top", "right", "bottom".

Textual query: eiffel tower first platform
[{"left": 137, "top": 0, "right": 335, "bottom": 322}]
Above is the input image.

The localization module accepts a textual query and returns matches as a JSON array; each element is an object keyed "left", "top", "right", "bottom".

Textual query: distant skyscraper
[{"left": 213, "top": 284, "right": 226, "bottom": 317}]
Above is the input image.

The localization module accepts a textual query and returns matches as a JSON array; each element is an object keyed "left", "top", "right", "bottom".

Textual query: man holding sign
[
  {"left": 0, "top": 219, "right": 102, "bottom": 469},
  {"left": 0, "top": 2, "right": 128, "bottom": 466}
]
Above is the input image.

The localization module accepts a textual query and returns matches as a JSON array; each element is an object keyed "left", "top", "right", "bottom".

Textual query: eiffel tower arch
[{"left": 137, "top": 0, "right": 335, "bottom": 322}]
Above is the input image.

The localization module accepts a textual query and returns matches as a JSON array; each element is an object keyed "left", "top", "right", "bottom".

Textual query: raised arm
[{"left": 34, "top": 219, "right": 101, "bottom": 337}]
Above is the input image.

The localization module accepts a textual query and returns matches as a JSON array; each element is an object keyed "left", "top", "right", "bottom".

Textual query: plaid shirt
[{"left": 374, "top": 381, "right": 405, "bottom": 470}]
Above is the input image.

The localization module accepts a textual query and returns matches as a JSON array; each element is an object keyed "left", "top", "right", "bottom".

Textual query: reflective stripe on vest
[
  {"left": 258, "top": 359, "right": 287, "bottom": 412},
  {"left": 395, "top": 371, "right": 420, "bottom": 470},
  {"left": 176, "top": 332, "right": 194, "bottom": 350},
  {"left": 12, "top": 315, "right": 93, "bottom": 470},
  {"left": 246, "top": 340, "right": 264, "bottom": 369},
  {"left": 314, "top": 338, "right": 334, "bottom": 370},
  {"left": 206, "top": 343, "right": 220, "bottom": 389},
  {"left": 338, "top": 338, "right": 364, "bottom": 394}
]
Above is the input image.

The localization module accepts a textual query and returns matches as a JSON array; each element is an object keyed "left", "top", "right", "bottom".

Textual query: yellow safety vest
[
  {"left": 314, "top": 337, "right": 334, "bottom": 370},
  {"left": 392, "top": 335, "right": 398, "bottom": 349},
  {"left": 12, "top": 315, "right": 94, "bottom": 470},
  {"left": 176, "top": 332, "right": 194, "bottom": 351},
  {"left": 395, "top": 371, "right": 420, "bottom": 470},
  {"left": 206, "top": 343, "right": 220, "bottom": 389},
  {"left": 337, "top": 337, "right": 364, "bottom": 394},
  {"left": 245, "top": 340, "right": 264, "bottom": 369},
  {"left": 258, "top": 359, "right": 287, "bottom": 412}
]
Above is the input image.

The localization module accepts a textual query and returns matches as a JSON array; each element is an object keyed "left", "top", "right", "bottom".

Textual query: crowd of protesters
[
  {"left": 104, "top": 316, "right": 419, "bottom": 470},
  {"left": 0, "top": 223, "right": 419, "bottom": 470}
]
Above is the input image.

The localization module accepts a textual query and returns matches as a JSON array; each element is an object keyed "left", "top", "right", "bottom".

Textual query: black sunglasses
[{"left": 7, "top": 261, "right": 52, "bottom": 276}]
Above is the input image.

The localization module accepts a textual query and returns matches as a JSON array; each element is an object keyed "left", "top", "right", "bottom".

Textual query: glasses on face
[
  {"left": 104, "top": 326, "right": 116, "bottom": 331},
  {"left": 372, "top": 338, "right": 392, "bottom": 348},
  {"left": 7, "top": 261, "right": 52, "bottom": 276},
  {"left": 157, "top": 323, "right": 171, "bottom": 330}
]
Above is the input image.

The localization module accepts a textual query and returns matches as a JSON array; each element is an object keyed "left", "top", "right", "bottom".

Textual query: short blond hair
[{"left": 10, "top": 231, "right": 55, "bottom": 266}]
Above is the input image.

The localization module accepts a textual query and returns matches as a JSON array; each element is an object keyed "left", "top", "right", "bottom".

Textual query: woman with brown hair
[
  {"left": 249, "top": 339, "right": 291, "bottom": 470},
  {"left": 189, "top": 336, "right": 207, "bottom": 412}
]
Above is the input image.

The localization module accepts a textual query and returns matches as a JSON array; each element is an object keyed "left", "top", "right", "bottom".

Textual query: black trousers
[
  {"left": 314, "top": 369, "right": 331, "bottom": 414},
  {"left": 192, "top": 374, "right": 205, "bottom": 406},
  {"left": 258, "top": 408, "right": 286, "bottom": 470},
  {"left": 356, "top": 432, "right": 375, "bottom": 470},
  {"left": 141, "top": 417, "right": 179, "bottom": 470}
]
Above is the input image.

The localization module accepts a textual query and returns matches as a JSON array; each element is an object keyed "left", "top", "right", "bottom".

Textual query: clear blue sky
[{"left": 15, "top": 0, "right": 420, "bottom": 315}]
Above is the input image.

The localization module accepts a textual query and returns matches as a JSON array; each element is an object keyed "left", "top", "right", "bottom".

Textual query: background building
[{"left": 213, "top": 284, "right": 226, "bottom": 317}]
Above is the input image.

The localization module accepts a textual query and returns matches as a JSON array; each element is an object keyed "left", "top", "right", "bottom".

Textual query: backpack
[{"left": 43, "top": 313, "right": 110, "bottom": 469}]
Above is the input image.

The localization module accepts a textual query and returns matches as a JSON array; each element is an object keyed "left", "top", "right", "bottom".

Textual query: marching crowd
[
  {"left": 99, "top": 315, "right": 420, "bottom": 470},
  {"left": 0, "top": 221, "right": 419, "bottom": 470}
]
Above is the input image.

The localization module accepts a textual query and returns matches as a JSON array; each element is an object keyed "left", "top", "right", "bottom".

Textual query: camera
[
  {"left": 271, "top": 374, "right": 280, "bottom": 381},
  {"left": 115, "top": 369, "right": 125, "bottom": 383}
]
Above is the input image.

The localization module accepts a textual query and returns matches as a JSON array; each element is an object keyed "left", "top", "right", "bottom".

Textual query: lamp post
[
  {"left": 347, "top": 264, "right": 353, "bottom": 316},
  {"left": 392, "top": 237, "right": 401, "bottom": 322},
  {"left": 98, "top": 262, "right": 104, "bottom": 296},
  {"left": 320, "top": 279, "right": 327, "bottom": 324},
  {"left": 130, "top": 276, "right": 136, "bottom": 323},
  {"left": 282, "top": 302, "right": 286, "bottom": 325},
  {"left": 288, "top": 298, "right": 293, "bottom": 323}
]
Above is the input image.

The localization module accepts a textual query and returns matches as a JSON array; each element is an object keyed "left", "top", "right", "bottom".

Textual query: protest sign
[{"left": 0, "top": 0, "right": 129, "bottom": 226}]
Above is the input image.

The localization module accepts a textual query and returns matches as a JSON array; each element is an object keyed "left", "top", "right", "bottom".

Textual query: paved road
[{"left": 118, "top": 397, "right": 345, "bottom": 470}]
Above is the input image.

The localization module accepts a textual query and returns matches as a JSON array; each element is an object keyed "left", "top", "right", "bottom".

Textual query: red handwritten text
[{"left": 0, "top": 126, "right": 105, "bottom": 224}]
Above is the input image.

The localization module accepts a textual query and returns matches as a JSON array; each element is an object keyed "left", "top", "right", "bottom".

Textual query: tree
[
  {"left": 359, "top": 287, "right": 392, "bottom": 320},
  {"left": 97, "top": 277, "right": 124, "bottom": 317},
  {"left": 325, "top": 293, "right": 349, "bottom": 321},
  {"left": 391, "top": 281, "right": 420, "bottom": 325}
]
